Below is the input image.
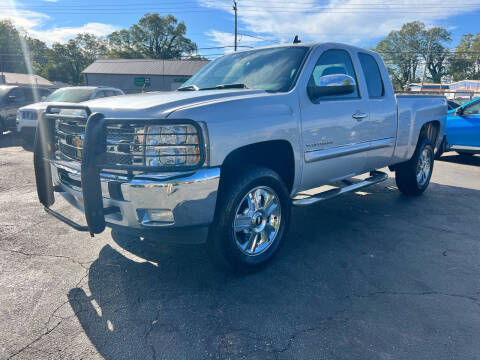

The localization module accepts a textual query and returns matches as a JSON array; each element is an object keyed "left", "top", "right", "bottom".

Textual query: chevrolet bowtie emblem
[{"left": 71, "top": 136, "right": 83, "bottom": 158}]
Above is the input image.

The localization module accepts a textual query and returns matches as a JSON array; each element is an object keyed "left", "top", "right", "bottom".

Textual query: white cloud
[
  {"left": 0, "top": 0, "right": 117, "bottom": 44},
  {"left": 29, "top": 23, "right": 118, "bottom": 44},
  {"left": 204, "top": 30, "right": 265, "bottom": 53},
  {"left": 200, "top": 0, "right": 480, "bottom": 47}
]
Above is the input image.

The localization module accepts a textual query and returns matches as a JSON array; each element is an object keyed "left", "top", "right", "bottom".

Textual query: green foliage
[
  {"left": 46, "top": 34, "right": 108, "bottom": 84},
  {"left": 449, "top": 33, "right": 480, "bottom": 81},
  {"left": 422, "top": 27, "right": 451, "bottom": 83},
  {"left": 376, "top": 21, "right": 451, "bottom": 90},
  {"left": 0, "top": 20, "right": 27, "bottom": 73},
  {"left": 1, "top": 14, "right": 198, "bottom": 86},
  {"left": 107, "top": 13, "right": 197, "bottom": 59}
]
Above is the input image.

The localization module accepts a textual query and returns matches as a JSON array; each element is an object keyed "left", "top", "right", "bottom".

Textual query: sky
[{"left": 2, "top": 0, "right": 480, "bottom": 60}]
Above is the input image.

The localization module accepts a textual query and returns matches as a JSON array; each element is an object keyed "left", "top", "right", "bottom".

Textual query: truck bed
[{"left": 392, "top": 94, "right": 447, "bottom": 164}]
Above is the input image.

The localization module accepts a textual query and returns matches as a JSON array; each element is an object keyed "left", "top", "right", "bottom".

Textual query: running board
[{"left": 292, "top": 171, "right": 388, "bottom": 206}]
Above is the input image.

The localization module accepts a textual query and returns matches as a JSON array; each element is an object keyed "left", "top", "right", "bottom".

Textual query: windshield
[
  {"left": 182, "top": 46, "right": 310, "bottom": 92},
  {"left": 46, "top": 88, "right": 95, "bottom": 103}
]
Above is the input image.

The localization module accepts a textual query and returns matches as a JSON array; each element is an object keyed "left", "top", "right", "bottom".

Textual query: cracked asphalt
[{"left": 1, "top": 131, "right": 480, "bottom": 359}]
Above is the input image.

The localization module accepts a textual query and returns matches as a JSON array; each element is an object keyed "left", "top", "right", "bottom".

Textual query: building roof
[
  {"left": 82, "top": 59, "right": 210, "bottom": 76},
  {"left": 0, "top": 72, "right": 54, "bottom": 87},
  {"left": 409, "top": 83, "right": 449, "bottom": 88}
]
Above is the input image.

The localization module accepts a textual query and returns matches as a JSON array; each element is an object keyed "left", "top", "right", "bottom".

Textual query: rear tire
[
  {"left": 208, "top": 166, "right": 291, "bottom": 272},
  {"left": 395, "top": 138, "right": 434, "bottom": 196}
]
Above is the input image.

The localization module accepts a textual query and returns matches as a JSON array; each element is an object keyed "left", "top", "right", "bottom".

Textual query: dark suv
[{"left": 0, "top": 85, "right": 52, "bottom": 135}]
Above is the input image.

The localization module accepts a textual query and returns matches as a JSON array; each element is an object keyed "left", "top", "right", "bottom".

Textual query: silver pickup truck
[{"left": 34, "top": 43, "right": 447, "bottom": 271}]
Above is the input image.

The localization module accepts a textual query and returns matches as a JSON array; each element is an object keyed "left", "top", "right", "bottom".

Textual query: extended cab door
[
  {"left": 357, "top": 52, "right": 397, "bottom": 170},
  {"left": 299, "top": 46, "right": 371, "bottom": 190}
]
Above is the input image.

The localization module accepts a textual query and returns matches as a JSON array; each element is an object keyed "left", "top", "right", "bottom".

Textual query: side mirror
[
  {"left": 308, "top": 74, "right": 356, "bottom": 101},
  {"left": 455, "top": 107, "right": 464, "bottom": 116},
  {"left": 41, "top": 96, "right": 47, "bottom": 102}
]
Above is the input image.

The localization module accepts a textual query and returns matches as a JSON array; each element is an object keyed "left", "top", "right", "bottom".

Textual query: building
[
  {"left": 408, "top": 81, "right": 480, "bottom": 100},
  {"left": 408, "top": 83, "right": 450, "bottom": 93},
  {"left": 0, "top": 72, "right": 54, "bottom": 88},
  {"left": 82, "top": 59, "right": 210, "bottom": 93},
  {"left": 447, "top": 80, "right": 480, "bottom": 100}
]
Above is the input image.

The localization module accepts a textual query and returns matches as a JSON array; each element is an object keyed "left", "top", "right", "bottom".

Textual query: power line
[{"left": 233, "top": 1, "right": 238, "bottom": 51}]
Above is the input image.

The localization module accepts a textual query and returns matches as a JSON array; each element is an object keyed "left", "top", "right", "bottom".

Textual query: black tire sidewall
[
  {"left": 211, "top": 167, "right": 291, "bottom": 270},
  {"left": 397, "top": 138, "right": 434, "bottom": 194},
  {"left": 415, "top": 139, "right": 434, "bottom": 192}
]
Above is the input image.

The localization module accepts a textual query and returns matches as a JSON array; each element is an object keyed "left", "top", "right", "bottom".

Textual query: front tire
[
  {"left": 208, "top": 166, "right": 291, "bottom": 271},
  {"left": 395, "top": 138, "right": 434, "bottom": 196}
]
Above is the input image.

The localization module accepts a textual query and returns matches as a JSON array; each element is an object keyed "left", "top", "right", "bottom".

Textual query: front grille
[
  {"left": 55, "top": 119, "right": 145, "bottom": 167},
  {"left": 49, "top": 106, "right": 205, "bottom": 174},
  {"left": 20, "top": 110, "right": 38, "bottom": 120}
]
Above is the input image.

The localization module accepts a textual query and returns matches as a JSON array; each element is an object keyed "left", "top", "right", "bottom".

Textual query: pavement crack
[
  {"left": 6, "top": 322, "right": 62, "bottom": 359},
  {"left": 5, "top": 265, "right": 91, "bottom": 359},
  {"left": 0, "top": 248, "right": 95, "bottom": 269},
  {"left": 144, "top": 304, "right": 162, "bottom": 360}
]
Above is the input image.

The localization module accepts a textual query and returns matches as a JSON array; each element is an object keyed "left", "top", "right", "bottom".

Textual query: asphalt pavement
[{"left": 1, "top": 131, "right": 480, "bottom": 360}]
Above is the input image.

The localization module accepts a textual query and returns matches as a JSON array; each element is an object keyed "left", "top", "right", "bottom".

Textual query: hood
[
  {"left": 19, "top": 102, "right": 50, "bottom": 112},
  {"left": 83, "top": 89, "right": 267, "bottom": 118}
]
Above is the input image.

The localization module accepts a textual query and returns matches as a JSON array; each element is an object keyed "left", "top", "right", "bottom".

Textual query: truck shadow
[
  {"left": 68, "top": 179, "right": 480, "bottom": 359},
  {"left": 438, "top": 152, "right": 480, "bottom": 166}
]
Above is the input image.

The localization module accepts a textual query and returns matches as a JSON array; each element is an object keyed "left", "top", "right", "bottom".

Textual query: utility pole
[
  {"left": 421, "top": 30, "right": 433, "bottom": 92},
  {"left": 233, "top": 1, "right": 238, "bottom": 51}
]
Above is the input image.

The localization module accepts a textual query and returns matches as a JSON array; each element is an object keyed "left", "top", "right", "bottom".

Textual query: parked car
[
  {"left": 16, "top": 86, "right": 124, "bottom": 139},
  {"left": 436, "top": 97, "right": 480, "bottom": 158},
  {"left": 0, "top": 85, "right": 52, "bottom": 136},
  {"left": 33, "top": 43, "right": 446, "bottom": 271},
  {"left": 447, "top": 100, "right": 460, "bottom": 111}
]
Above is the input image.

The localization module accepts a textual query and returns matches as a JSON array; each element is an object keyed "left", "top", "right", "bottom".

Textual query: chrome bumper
[{"left": 51, "top": 163, "right": 220, "bottom": 242}]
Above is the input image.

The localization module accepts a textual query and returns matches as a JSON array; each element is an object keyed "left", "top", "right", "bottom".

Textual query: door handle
[{"left": 352, "top": 112, "right": 368, "bottom": 121}]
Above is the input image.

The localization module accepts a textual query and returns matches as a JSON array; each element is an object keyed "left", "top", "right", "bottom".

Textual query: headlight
[{"left": 145, "top": 125, "right": 202, "bottom": 167}]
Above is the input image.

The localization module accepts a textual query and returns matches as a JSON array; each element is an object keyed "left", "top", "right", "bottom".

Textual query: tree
[
  {"left": 376, "top": 21, "right": 451, "bottom": 89},
  {"left": 422, "top": 27, "right": 451, "bottom": 83},
  {"left": 107, "top": 13, "right": 197, "bottom": 59},
  {"left": 376, "top": 21, "right": 425, "bottom": 90},
  {"left": 449, "top": 33, "right": 480, "bottom": 81},
  {"left": 0, "top": 20, "right": 27, "bottom": 74},
  {"left": 27, "top": 37, "right": 51, "bottom": 76},
  {"left": 44, "top": 33, "right": 107, "bottom": 84}
]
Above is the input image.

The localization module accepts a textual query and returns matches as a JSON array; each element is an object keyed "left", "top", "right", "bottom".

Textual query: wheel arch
[
  {"left": 219, "top": 140, "right": 296, "bottom": 194},
  {"left": 419, "top": 120, "right": 441, "bottom": 149}
]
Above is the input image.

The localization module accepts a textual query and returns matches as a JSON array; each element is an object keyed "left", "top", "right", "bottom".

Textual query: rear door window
[{"left": 358, "top": 53, "right": 385, "bottom": 98}]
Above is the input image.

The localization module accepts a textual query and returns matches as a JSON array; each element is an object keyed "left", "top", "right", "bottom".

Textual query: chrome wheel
[
  {"left": 416, "top": 148, "right": 432, "bottom": 186},
  {"left": 233, "top": 186, "right": 282, "bottom": 256}
]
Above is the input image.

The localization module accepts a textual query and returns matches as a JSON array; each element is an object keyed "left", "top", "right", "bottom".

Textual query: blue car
[{"left": 437, "top": 97, "right": 480, "bottom": 158}]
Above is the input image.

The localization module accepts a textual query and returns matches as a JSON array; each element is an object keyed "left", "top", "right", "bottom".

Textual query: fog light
[{"left": 138, "top": 209, "right": 174, "bottom": 226}]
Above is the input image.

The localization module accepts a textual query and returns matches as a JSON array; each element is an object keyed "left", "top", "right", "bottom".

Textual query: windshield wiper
[
  {"left": 177, "top": 84, "right": 199, "bottom": 91},
  {"left": 201, "top": 83, "right": 250, "bottom": 90}
]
